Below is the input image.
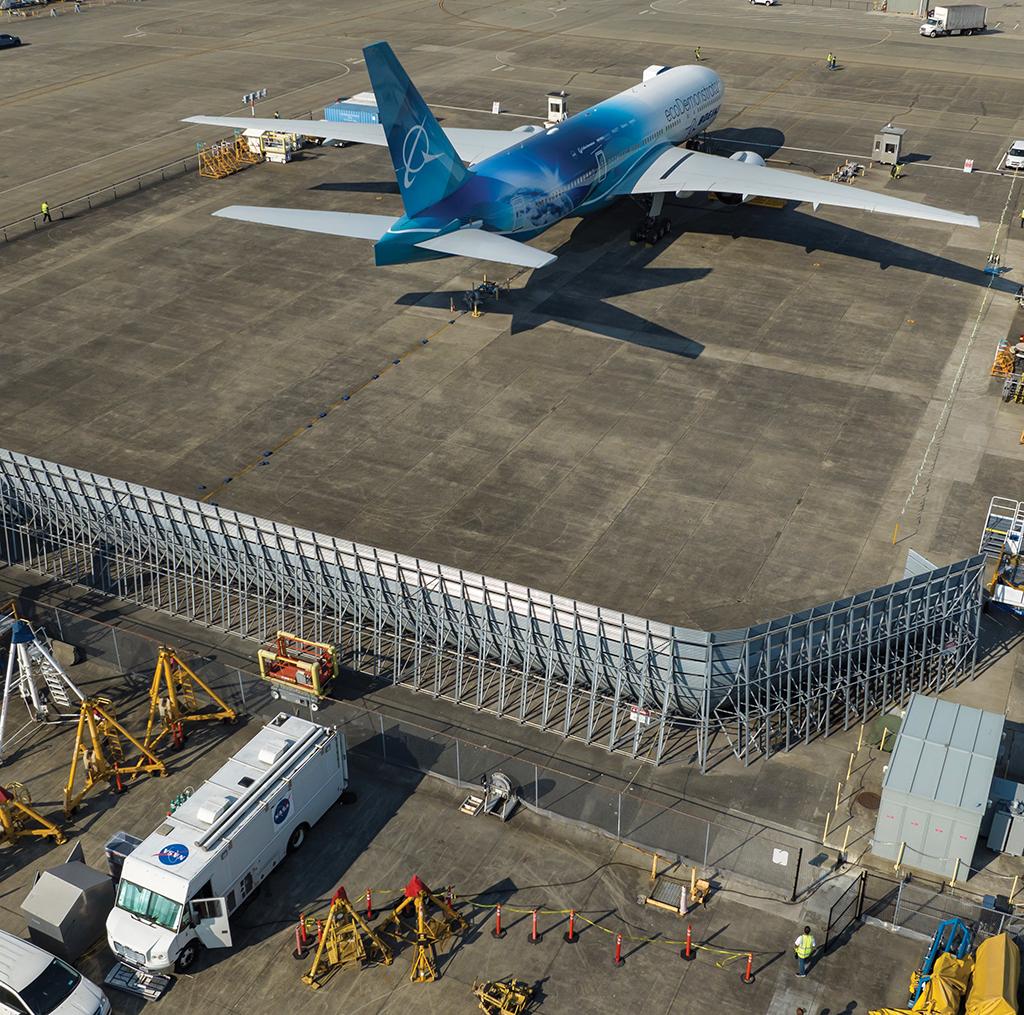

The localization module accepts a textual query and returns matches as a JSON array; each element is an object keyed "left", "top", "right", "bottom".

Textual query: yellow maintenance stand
[
  {"left": 385, "top": 875, "right": 468, "bottom": 983},
  {"left": 0, "top": 782, "right": 66, "bottom": 846},
  {"left": 473, "top": 978, "right": 535, "bottom": 1014},
  {"left": 301, "top": 887, "right": 393, "bottom": 989},
  {"left": 142, "top": 646, "right": 236, "bottom": 752},
  {"left": 64, "top": 698, "right": 166, "bottom": 816}
]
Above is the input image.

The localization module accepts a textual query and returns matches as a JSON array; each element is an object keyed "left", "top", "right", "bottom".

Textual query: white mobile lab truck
[
  {"left": 106, "top": 713, "right": 348, "bottom": 973},
  {"left": 919, "top": 4, "right": 987, "bottom": 36}
]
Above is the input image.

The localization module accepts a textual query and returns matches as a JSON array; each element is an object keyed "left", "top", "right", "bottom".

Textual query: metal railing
[{"left": 1, "top": 155, "right": 198, "bottom": 243}]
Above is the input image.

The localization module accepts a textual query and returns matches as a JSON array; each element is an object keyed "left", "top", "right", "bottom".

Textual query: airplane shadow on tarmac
[
  {"left": 392, "top": 120, "right": 1008, "bottom": 350},
  {"left": 397, "top": 204, "right": 709, "bottom": 359}
]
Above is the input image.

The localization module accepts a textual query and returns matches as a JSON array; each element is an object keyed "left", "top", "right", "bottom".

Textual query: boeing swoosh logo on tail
[{"left": 401, "top": 122, "right": 442, "bottom": 189}]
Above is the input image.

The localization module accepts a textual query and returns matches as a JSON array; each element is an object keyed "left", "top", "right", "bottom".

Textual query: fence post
[
  {"left": 379, "top": 713, "right": 387, "bottom": 759},
  {"left": 455, "top": 739, "right": 461, "bottom": 784},
  {"left": 534, "top": 764, "right": 539, "bottom": 807},
  {"left": 236, "top": 667, "right": 246, "bottom": 707},
  {"left": 704, "top": 821, "right": 710, "bottom": 868},
  {"left": 894, "top": 876, "right": 905, "bottom": 927},
  {"left": 616, "top": 793, "right": 622, "bottom": 840},
  {"left": 53, "top": 609, "right": 64, "bottom": 641},
  {"left": 112, "top": 627, "right": 123, "bottom": 672}
]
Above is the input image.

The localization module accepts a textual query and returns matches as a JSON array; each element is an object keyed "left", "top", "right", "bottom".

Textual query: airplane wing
[
  {"left": 183, "top": 115, "right": 541, "bottom": 165},
  {"left": 627, "top": 148, "right": 980, "bottom": 228}
]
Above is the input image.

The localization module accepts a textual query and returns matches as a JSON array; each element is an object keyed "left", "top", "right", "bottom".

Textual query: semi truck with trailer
[
  {"left": 919, "top": 5, "right": 987, "bottom": 36},
  {"left": 106, "top": 713, "right": 348, "bottom": 973}
]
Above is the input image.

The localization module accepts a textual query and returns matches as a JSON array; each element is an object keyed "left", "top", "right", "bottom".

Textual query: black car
[{"left": 0, "top": 34, "right": 22, "bottom": 49}]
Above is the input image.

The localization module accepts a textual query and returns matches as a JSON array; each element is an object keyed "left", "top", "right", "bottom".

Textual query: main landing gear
[{"left": 630, "top": 192, "right": 671, "bottom": 245}]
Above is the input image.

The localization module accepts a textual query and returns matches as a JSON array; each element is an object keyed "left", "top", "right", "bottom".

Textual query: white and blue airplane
[{"left": 185, "top": 42, "right": 978, "bottom": 269}]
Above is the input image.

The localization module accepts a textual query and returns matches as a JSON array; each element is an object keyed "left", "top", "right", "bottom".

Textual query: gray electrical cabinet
[
  {"left": 987, "top": 802, "right": 1024, "bottom": 856},
  {"left": 20, "top": 854, "right": 114, "bottom": 962},
  {"left": 872, "top": 693, "right": 1004, "bottom": 879}
]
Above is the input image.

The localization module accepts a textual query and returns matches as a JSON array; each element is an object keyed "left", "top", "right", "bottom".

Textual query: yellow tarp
[
  {"left": 911, "top": 952, "right": 974, "bottom": 1015},
  {"left": 966, "top": 934, "right": 1020, "bottom": 1015}
]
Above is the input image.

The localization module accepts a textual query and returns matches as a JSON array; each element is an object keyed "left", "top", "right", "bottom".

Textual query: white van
[
  {"left": 106, "top": 713, "right": 348, "bottom": 973},
  {"left": 0, "top": 930, "right": 110, "bottom": 1015}
]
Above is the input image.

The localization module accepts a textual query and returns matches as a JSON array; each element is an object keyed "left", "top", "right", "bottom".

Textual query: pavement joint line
[
  {"left": 894, "top": 168, "right": 1023, "bottom": 539},
  {"left": 196, "top": 322, "right": 450, "bottom": 504}
]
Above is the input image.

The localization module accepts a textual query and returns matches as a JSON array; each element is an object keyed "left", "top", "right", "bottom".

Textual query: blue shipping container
[{"left": 324, "top": 101, "right": 380, "bottom": 124}]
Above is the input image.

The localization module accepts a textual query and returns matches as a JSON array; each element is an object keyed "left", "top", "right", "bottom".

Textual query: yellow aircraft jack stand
[
  {"left": 301, "top": 887, "right": 393, "bottom": 989},
  {"left": 385, "top": 875, "right": 469, "bottom": 983},
  {"left": 473, "top": 978, "right": 535, "bottom": 1015},
  {"left": 0, "top": 782, "right": 66, "bottom": 846},
  {"left": 64, "top": 698, "right": 166, "bottom": 817},
  {"left": 142, "top": 646, "right": 236, "bottom": 752}
]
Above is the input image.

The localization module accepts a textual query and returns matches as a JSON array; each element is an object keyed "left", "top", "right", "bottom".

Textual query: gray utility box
[
  {"left": 987, "top": 802, "right": 1024, "bottom": 856},
  {"left": 21, "top": 854, "right": 114, "bottom": 962},
  {"left": 872, "top": 693, "right": 1004, "bottom": 880},
  {"left": 872, "top": 125, "right": 907, "bottom": 166}
]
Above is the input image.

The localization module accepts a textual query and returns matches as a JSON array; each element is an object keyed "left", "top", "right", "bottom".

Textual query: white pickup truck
[{"left": 919, "top": 4, "right": 987, "bottom": 36}]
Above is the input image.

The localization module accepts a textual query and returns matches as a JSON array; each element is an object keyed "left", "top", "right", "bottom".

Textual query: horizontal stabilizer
[
  {"left": 212, "top": 206, "right": 398, "bottom": 240},
  {"left": 183, "top": 115, "right": 530, "bottom": 164},
  {"left": 416, "top": 229, "right": 556, "bottom": 268}
]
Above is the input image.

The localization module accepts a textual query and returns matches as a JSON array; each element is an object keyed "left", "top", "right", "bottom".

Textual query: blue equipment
[{"left": 910, "top": 917, "right": 972, "bottom": 1005}]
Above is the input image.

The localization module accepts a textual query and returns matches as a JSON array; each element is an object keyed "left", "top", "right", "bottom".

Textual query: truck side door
[{"left": 188, "top": 897, "right": 233, "bottom": 949}]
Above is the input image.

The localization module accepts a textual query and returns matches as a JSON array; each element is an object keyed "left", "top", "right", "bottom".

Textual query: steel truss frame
[{"left": 0, "top": 449, "right": 984, "bottom": 769}]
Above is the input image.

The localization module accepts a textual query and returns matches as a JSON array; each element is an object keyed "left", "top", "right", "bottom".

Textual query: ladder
[
  {"left": 980, "top": 496, "right": 1024, "bottom": 559},
  {"left": 1, "top": 619, "right": 84, "bottom": 760}
]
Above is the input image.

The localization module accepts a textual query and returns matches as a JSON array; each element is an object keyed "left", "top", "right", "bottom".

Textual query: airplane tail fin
[{"left": 363, "top": 41, "right": 469, "bottom": 217}]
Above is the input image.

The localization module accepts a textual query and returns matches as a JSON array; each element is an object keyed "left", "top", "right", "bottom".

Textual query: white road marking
[{"left": 491, "top": 64, "right": 508, "bottom": 71}]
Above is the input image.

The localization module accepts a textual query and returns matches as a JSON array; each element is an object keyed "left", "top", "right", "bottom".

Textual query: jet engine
[{"left": 713, "top": 150, "right": 764, "bottom": 204}]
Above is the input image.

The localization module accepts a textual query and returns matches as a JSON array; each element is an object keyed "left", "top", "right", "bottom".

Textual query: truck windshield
[
  {"left": 926, "top": 17, "right": 939, "bottom": 23},
  {"left": 117, "top": 879, "right": 182, "bottom": 931},
  {"left": 18, "top": 957, "right": 80, "bottom": 1015}
]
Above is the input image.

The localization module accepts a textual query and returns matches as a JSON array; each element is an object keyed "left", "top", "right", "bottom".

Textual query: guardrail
[
  {"left": 1, "top": 111, "right": 324, "bottom": 244},
  {"left": 0, "top": 154, "right": 198, "bottom": 243}
]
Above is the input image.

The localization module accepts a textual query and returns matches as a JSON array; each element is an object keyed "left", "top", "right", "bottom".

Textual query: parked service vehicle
[
  {"left": 750, "top": 0, "right": 777, "bottom": 5},
  {"left": 106, "top": 713, "right": 348, "bottom": 973},
  {"left": 0, "top": 930, "right": 111, "bottom": 1015},
  {"left": 0, "top": 34, "right": 22, "bottom": 50},
  {"left": 1004, "top": 140, "right": 1024, "bottom": 171},
  {"left": 919, "top": 4, "right": 986, "bottom": 36}
]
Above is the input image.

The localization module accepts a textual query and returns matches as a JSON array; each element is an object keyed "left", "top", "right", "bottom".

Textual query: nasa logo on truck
[
  {"left": 156, "top": 843, "right": 189, "bottom": 866},
  {"left": 273, "top": 797, "right": 291, "bottom": 825}
]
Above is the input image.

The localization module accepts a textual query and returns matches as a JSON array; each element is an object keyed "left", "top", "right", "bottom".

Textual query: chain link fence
[
  {"left": 7, "top": 599, "right": 832, "bottom": 899},
  {"left": 862, "top": 872, "right": 1022, "bottom": 942}
]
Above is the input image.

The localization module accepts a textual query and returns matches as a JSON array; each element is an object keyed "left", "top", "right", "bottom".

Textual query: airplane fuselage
[{"left": 375, "top": 65, "right": 724, "bottom": 264}]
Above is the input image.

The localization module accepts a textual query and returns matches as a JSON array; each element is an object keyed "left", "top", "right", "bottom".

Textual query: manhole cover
[{"left": 856, "top": 791, "right": 881, "bottom": 811}]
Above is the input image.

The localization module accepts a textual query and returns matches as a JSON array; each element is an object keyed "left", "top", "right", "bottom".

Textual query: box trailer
[
  {"left": 919, "top": 5, "right": 986, "bottom": 36},
  {"left": 324, "top": 91, "right": 380, "bottom": 124},
  {"left": 106, "top": 713, "right": 348, "bottom": 973}
]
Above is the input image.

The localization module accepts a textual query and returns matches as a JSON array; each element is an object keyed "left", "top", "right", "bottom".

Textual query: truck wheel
[
  {"left": 287, "top": 823, "right": 309, "bottom": 853},
  {"left": 175, "top": 940, "right": 201, "bottom": 972}
]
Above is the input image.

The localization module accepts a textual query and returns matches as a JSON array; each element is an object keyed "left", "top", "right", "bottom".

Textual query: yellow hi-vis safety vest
[{"left": 796, "top": 934, "right": 814, "bottom": 958}]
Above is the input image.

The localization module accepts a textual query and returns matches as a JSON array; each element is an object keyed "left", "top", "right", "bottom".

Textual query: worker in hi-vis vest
[{"left": 794, "top": 925, "right": 816, "bottom": 976}]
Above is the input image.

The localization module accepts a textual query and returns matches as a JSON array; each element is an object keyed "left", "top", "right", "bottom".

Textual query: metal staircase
[{"left": 0, "top": 614, "right": 84, "bottom": 761}]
